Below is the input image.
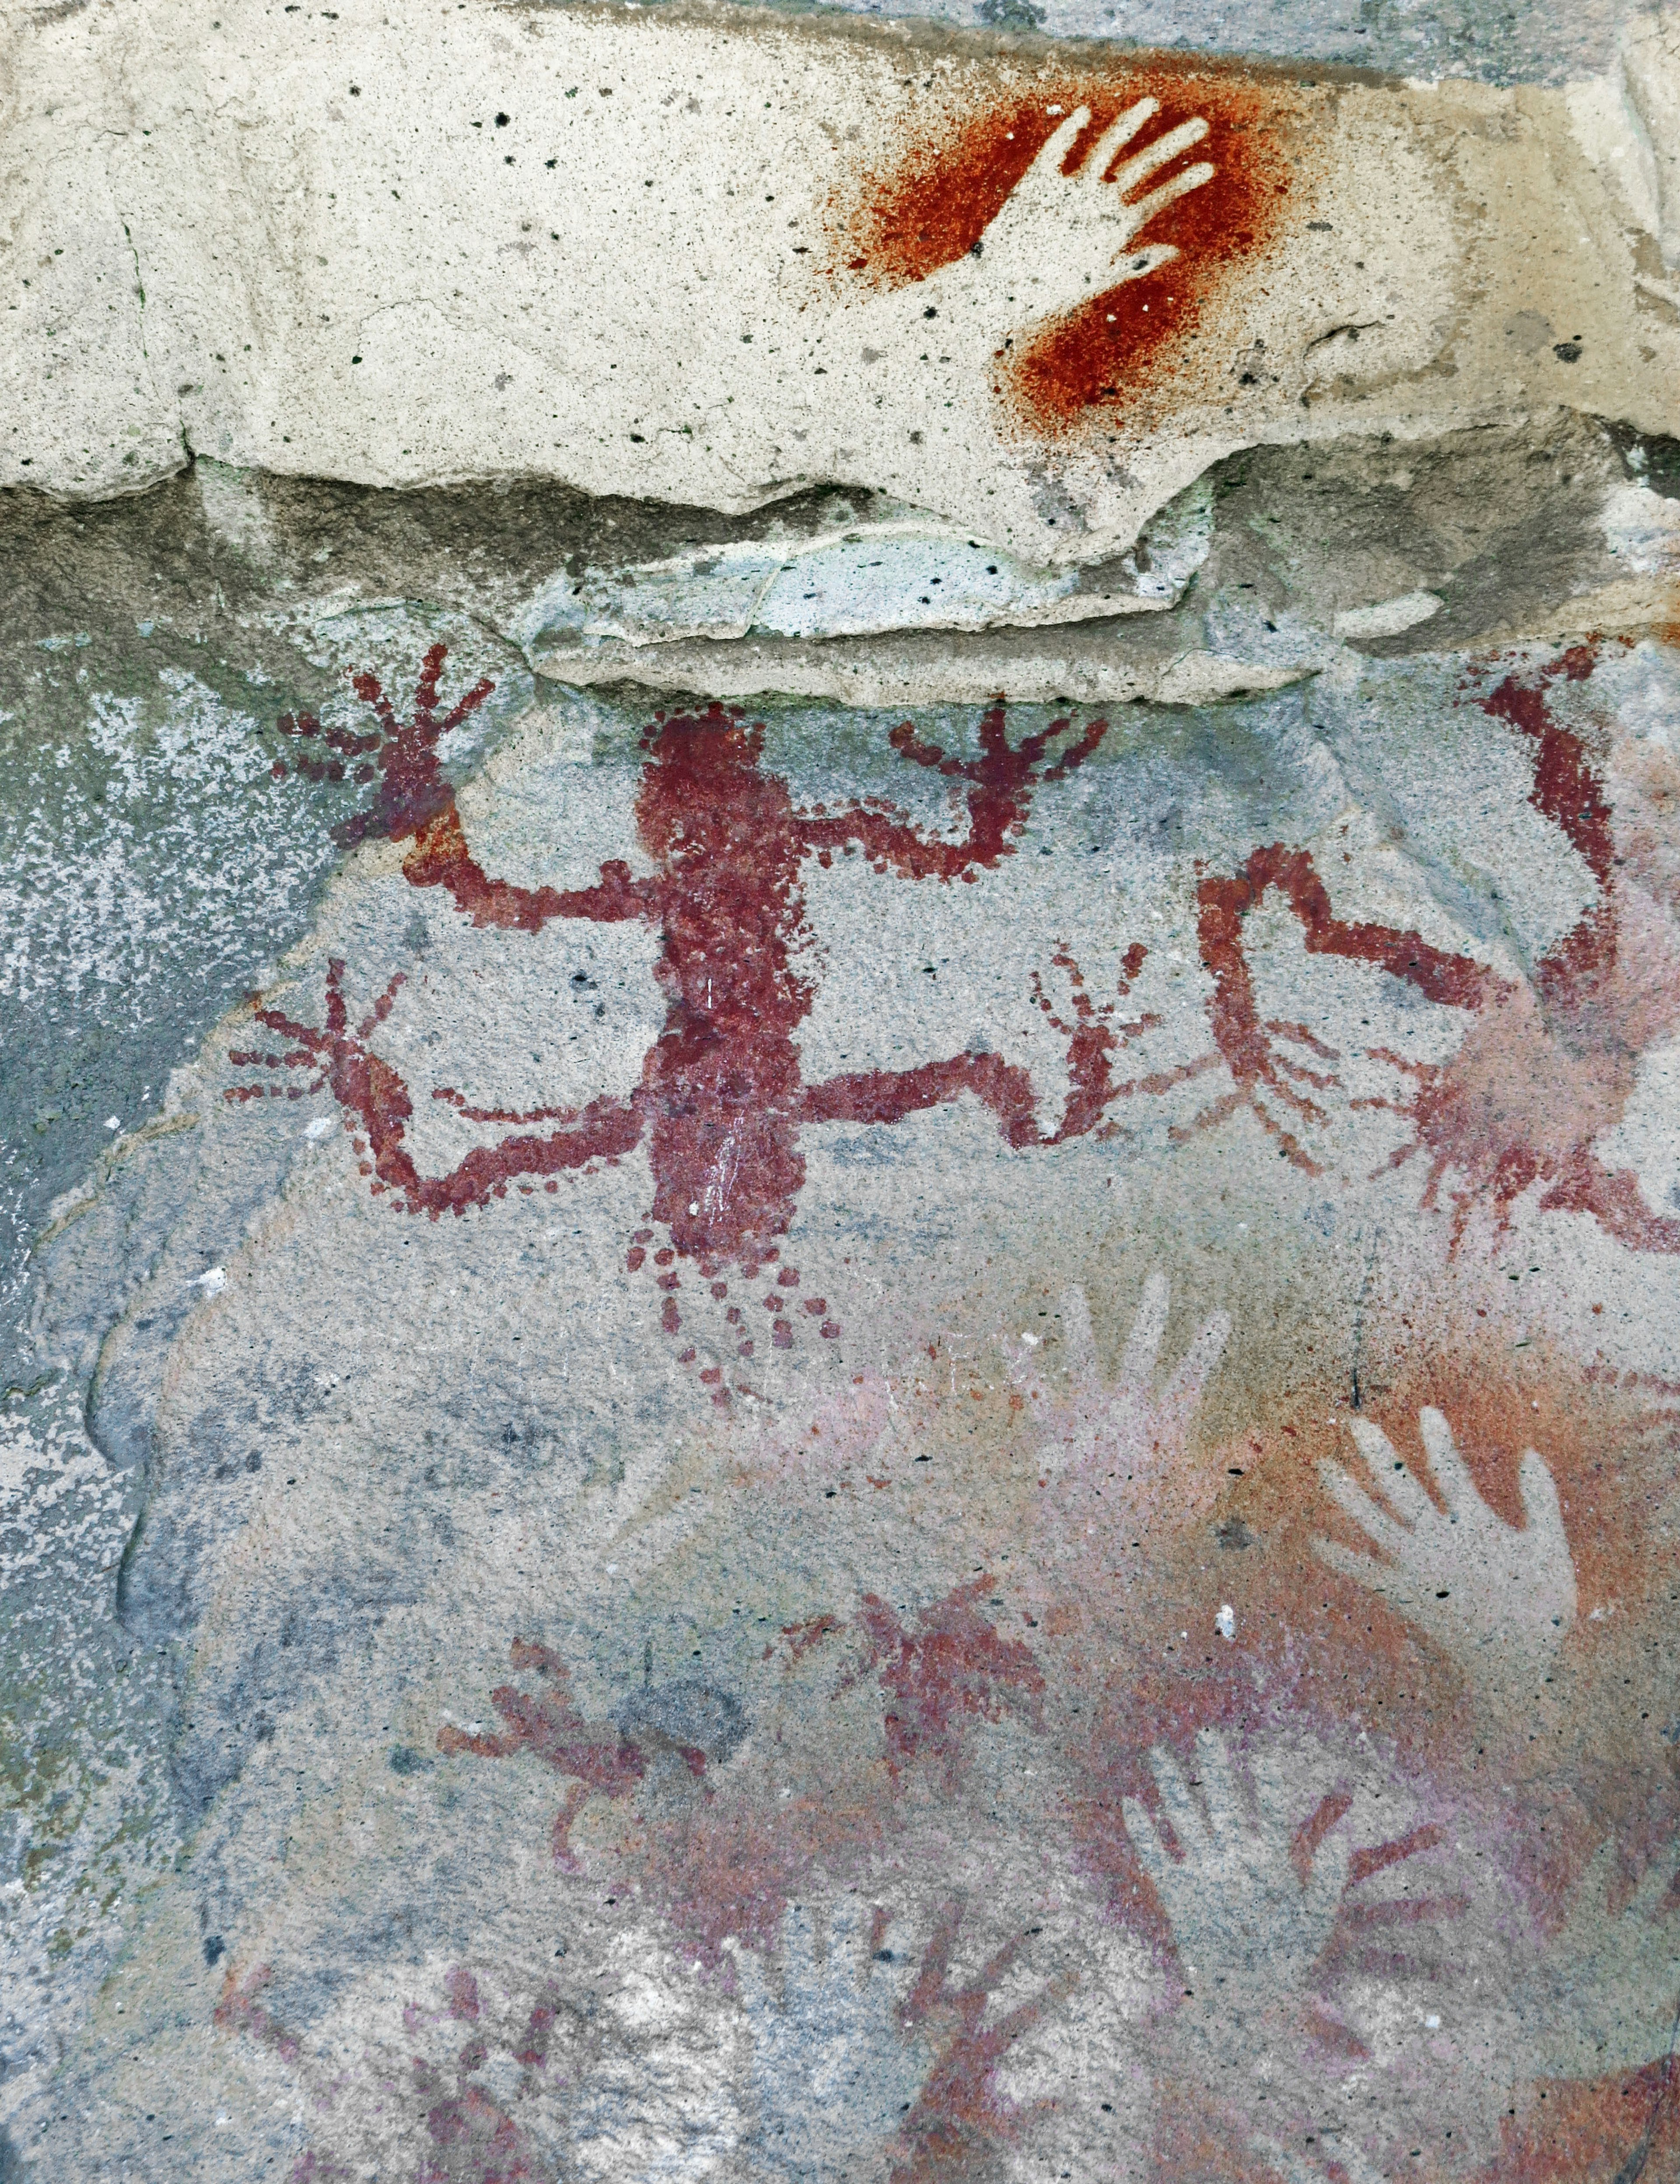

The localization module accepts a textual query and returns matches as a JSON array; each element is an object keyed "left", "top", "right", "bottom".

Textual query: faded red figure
[
  {"left": 234, "top": 648, "right": 1151, "bottom": 1388},
  {"left": 1181, "top": 642, "right": 1680, "bottom": 1255},
  {"left": 848, "top": 1579, "right": 1046, "bottom": 1793},
  {"left": 437, "top": 1640, "right": 649, "bottom": 1870}
]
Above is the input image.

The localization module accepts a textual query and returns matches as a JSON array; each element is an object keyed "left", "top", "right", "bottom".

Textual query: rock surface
[
  {"left": 9, "top": 0, "right": 1680, "bottom": 555},
  {"left": 4, "top": 7, "right": 1680, "bottom": 2184}
]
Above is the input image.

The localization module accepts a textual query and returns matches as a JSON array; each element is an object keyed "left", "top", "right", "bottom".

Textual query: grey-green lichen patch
[
  {"left": 760, "top": 0, "right": 1648, "bottom": 88},
  {"left": 0, "top": 1377, "right": 180, "bottom": 2172},
  {"left": 0, "top": 535, "right": 531, "bottom": 2173},
  {"left": 0, "top": 499, "right": 535, "bottom": 1378}
]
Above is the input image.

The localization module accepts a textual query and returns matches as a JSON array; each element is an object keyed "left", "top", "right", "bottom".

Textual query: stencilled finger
[
  {"left": 1255, "top": 2128, "right": 1385, "bottom": 2184},
  {"left": 1270, "top": 2141, "right": 1383, "bottom": 2184},
  {"left": 1418, "top": 1408, "right": 1478, "bottom": 1517},
  {"left": 1008, "top": 1341, "right": 1052, "bottom": 1416},
  {"left": 1148, "top": 1743, "right": 1212, "bottom": 1862},
  {"left": 1122, "top": 161, "right": 1216, "bottom": 236},
  {"left": 782, "top": 1904, "right": 822, "bottom": 2002},
  {"left": 1347, "top": 1415, "right": 1435, "bottom": 1526},
  {"left": 827, "top": 1893, "right": 870, "bottom": 1970},
  {"left": 1110, "top": 116, "right": 1211, "bottom": 202},
  {"left": 727, "top": 1935, "right": 770, "bottom": 2015},
  {"left": 1312, "top": 1533, "right": 1404, "bottom": 1602},
  {"left": 1193, "top": 1728, "right": 1245, "bottom": 1852},
  {"left": 1256, "top": 2136, "right": 1323, "bottom": 2184},
  {"left": 1318, "top": 1459, "right": 1412, "bottom": 1561},
  {"left": 1570, "top": 1838, "right": 1621, "bottom": 1929},
  {"left": 1302, "top": 1817, "right": 1354, "bottom": 1934},
  {"left": 1516, "top": 1447, "right": 1570, "bottom": 1553},
  {"left": 1265, "top": 2145, "right": 1385, "bottom": 2184},
  {"left": 1060, "top": 1283, "right": 1100, "bottom": 1388},
  {"left": 1118, "top": 1270, "right": 1171, "bottom": 1391},
  {"left": 1365, "top": 1451, "right": 1435, "bottom": 1531},
  {"left": 872, "top": 1901, "right": 931, "bottom": 1987},
  {"left": 1160, "top": 1308, "right": 1231, "bottom": 1433},
  {"left": 1108, "top": 242, "right": 1181, "bottom": 284},
  {"left": 1348, "top": 1417, "right": 1400, "bottom": 1471},
  {"left": 1082, "top": 96, "right": 1159, "bottom": 185},
  {"left": 1248, "top": 1747, "right": 1301, "bottom": 1839},
  {"left": 1120, "top": 1796, "right": 1173, "bottom": 1895},
  {"left": 1030, "top": 106, "right": 1093, "bottom": 182},
  {"left": 1626, "top": 1850, "right": 1680, "bottom": 1925}
]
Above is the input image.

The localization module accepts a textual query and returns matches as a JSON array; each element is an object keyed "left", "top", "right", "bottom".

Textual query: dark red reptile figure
[{"left": 231, "top": 647, "right": 1147, "bottom": 1393}]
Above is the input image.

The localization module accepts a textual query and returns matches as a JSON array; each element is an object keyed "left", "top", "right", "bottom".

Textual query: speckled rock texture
[{"left": 4, "top": 7, "right": 1680, "bottom": 2184}]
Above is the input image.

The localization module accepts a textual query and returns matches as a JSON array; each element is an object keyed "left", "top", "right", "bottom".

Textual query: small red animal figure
[
  {"left": 1179, "top": 642, "right": 1680, "bottom": 1256},
  {"left": 232, "top": 648, "right": 1149, "bottom": 1395},
  {"left": 437, "top": 1639, "right": 648, "bottom": 1869},
  {"left": 848, "top": 1580, "right": 1046, "bottom": 1794}
]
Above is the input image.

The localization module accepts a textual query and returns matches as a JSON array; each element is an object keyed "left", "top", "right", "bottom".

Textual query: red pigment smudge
[
  {"left": 850, "top": 1578, "right": 1045, "bottom": 1792},
  {"left": 213, "top": 1962, "right": 303, "bottom": 2065},
  {"left": 287, "top": 2158, "right": 354, "bottom": 2184},
  {"left": 780, "top": 1611, "right": 843, "bottom": 1665},
  {"left": 831, "top": 60, "right": 1302, "bottom": 432},
  {"left": 1474, "top": 2057, "right": 1680, "bottom": 2184},
  {"left": 242, "top": 656, "right": 1159, "bottom": 1388}
]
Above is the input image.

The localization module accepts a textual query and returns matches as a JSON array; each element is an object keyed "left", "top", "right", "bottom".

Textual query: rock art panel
[
  {"left": 7, "top": 0, "right": 1680, "bottom": 554},
  {"left": 9, "top": 620, "right": 1677, "bottom": 2182},
  {"left": 4, "top": 10, "right": 1680, "bottom": 2184}
]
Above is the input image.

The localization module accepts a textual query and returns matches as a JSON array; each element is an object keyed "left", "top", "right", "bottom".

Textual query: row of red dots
[{"left": 623, "top": 1228, "right": 842, "bottom": 1403}]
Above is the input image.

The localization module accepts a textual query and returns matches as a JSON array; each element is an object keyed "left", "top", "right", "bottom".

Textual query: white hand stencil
[
  {"left": 1122, "top": 1729, "right": 1351, "bottom": 2006},
  {"left": 955, "top": 100, "right": 1215, "bottom": 329},
  {"left": 1314, "top": 1407, "right": 1576, "bottom": 1696}
]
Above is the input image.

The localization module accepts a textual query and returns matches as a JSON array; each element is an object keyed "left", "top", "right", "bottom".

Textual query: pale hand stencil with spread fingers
[
  {"left": 861, "top": 99, "right": 1217, "bottom": 369},
  {"left": 731, "top": 1898, "right": 931, "bottom": 2183},
  {"left": 947, "top": 100, "right": 1214, "bottom": 327},
  {"left": 1313, "top": 1407, "right": 1577, "bottom": 1698},
  {"left": 1011, "top": 1274, "right": 1230, "bottom": 1559},
  {"left": 1530, "top": 1838, "right": 1680, "bottom": 2082},
  {"left": 1121, "top": 1728, "right": 1352, "bottom": 2009}
]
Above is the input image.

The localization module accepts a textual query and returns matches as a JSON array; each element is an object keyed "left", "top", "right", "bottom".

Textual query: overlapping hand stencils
[
  {"left": 1012, "top": 1274, "right": 1231, "bottom": 1590},
  {"left": 1114, "top": 1730, "right": 1515, "bottom": 2180},
  {"left": 732, "top": 1898, "right": 931, "bottom": 2182},
  {"left": 1313, "top": 1407, "right": 1577, "bottom": 1698},
  {"left": 216, "top": 1932, "right": 749, "bottom": 2184},
  {"left": 1122, "top": 1730, "right": 1352, "bottom": 2009}
]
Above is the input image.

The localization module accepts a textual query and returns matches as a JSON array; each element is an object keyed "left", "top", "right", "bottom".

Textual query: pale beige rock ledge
[{"left": 4, "top": 0, "right": 1679, "bottom": 565}]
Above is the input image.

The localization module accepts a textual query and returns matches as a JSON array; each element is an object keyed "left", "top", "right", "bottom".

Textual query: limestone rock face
[
  {"left": 4, "top": 8, "right": 1680, "bottom": 2184},
  {"left": 9, "top": 0, "right": 1680, "bottom": 555}
]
